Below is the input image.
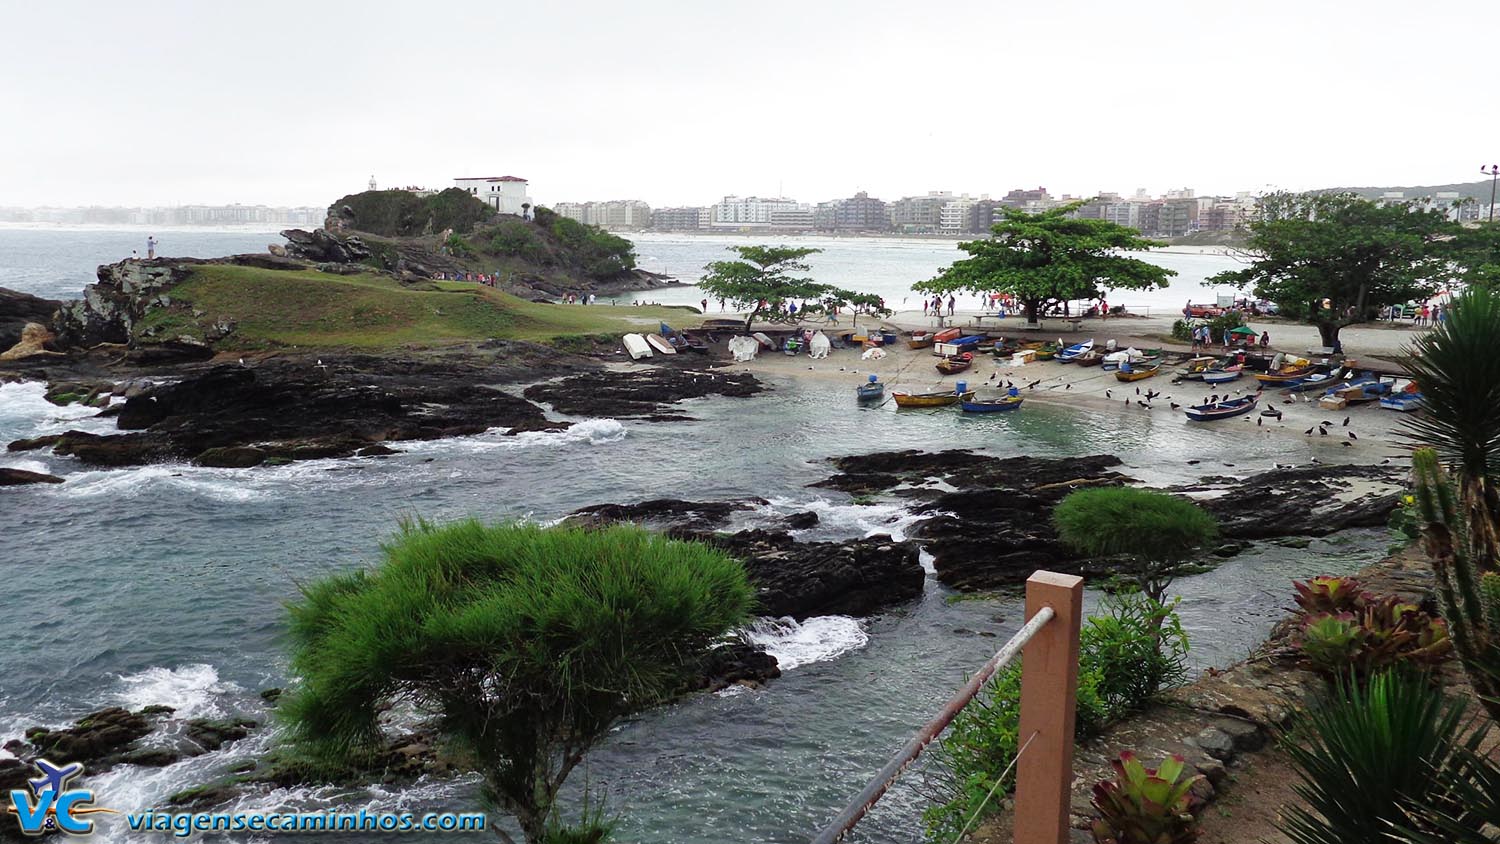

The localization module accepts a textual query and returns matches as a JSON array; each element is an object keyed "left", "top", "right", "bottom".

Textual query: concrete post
[{"left": 1014, "top": 571, "right": 1084, "bottom": 844}]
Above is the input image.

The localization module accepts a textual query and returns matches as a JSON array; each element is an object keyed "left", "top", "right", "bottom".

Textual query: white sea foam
[
  {"left": 0, "top": 381, "right": 118, "bottom": 439},
  {"left": 399, "top": 417, "right": 627, "bottom": 456},
  {"left": 745, "top": 616, "right": 869, "bottom": 670},
  {"left": 50, "top": 465, "right": 265, "bottom": 502},
  {"left": 114, "top": 664, "right": 243, "bottom": 720},
  {"left": 751, "top": 496, "right": 923, "bottom": 541}
]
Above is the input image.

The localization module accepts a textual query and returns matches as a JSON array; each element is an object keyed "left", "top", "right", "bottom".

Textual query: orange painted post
[{"left": 1014, "top": 571, "right": 1084, "bottom": 844}]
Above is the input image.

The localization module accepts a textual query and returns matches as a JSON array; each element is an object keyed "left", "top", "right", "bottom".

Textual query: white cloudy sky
[{"left": 2, "top": 0, "right": 1495, "bottom": 208}]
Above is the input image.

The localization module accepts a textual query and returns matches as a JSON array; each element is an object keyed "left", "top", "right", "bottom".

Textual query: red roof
[{"left": 454, "top": 176, "right": 527, "bottom": 182}]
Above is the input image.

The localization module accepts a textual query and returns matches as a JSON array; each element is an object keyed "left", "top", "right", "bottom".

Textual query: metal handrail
[{"left": 809, "top": 605, "right": 1057, "bottom": 844}]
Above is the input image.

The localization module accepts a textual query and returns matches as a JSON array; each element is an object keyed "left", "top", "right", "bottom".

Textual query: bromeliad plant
[
  {"left": 1090, "top": 752, "right": 1203, "bottom": 844},
  {"left": 1291, "top": 579, "right": 1451, "bottom": 677},
  {"left": 1293, "top": 576, "right": 1365, "bottom": 615}
]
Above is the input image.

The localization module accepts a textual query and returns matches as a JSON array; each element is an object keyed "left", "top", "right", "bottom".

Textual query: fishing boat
[
  {"left": 1380, "top": 390, "right": 1423, "bottom": 412},
  {"left": 933, "top": 328, "right": 962, "bottom": 343},
  {"left": 1055, "top": 340, "right": 1095, "bottom": 363},
  {"left": 935, "top": 335, "right": 988, "bottom": 356},
  {"left": 1032, "top": 342, "right": 1061, "bottom": 361},
  {"left": 1341, "top": 378, "right": 1393, "bottom": 405},
  {"left": 1253, "top": 361, "right": 1315, "bottom": 384},
  {"left": 1285, "top": 366, "right": 1347, "bottom": 392},
  {"left": 908, "top": 331, "right": 935, "bottom": 350},
  {"left": 783, "top": 336, "right": 802, "bottom": 356},
  {"left": 961, "top": 394, "right": 1024, "bottom": 413},
  {"left": 1184, "top": 394, "right": 1259, "bottom": 421},
  {"left": 893, "top": 389, "right": 976, "bottom": 408},
  {"left": 646, "top": 334, "right": 678, "bottom": 355},
  {"left": 752, "top": 332, "right": 776, "bottom": 350},
  {"left": 935, "top": 353, "right": 975, "bottom": 374},
  {"left": 1101, "top": 348, "right": 1149, "bottom": 371},
  {"left": 856, "top": 376, "right": 885, "bottom": 402},
  {"left": 1074, "top": 349, "right": 1103, "bottom": 367},
  {"left": 1201, "top": 367, "right": 1242, "bottom": 385},
  {"left": 1176, "top": 356, "right": 1219, "bottom": 380},
  {"left": 622, "top": 333, "right": 653, "bottom": 360},
  {"left": 679, "top": 332, "right": 710, "bottom": 353},
  {"left": 1114, "top": 361, "right": 1161, "bottom": 382}
]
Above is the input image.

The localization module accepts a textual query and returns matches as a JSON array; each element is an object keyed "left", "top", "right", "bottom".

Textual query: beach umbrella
[{"left": 1228, "top": 326, "right": 1259, "bottom": 336}]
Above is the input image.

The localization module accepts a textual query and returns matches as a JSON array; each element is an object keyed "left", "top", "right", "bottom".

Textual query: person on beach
[
  {"left": 922, "top": 298, "right": 929, "bottom": 317},
  {"left": 1259, "top": 331, "right": 1270, "bottom": 350},
  {"left": 947, "top": 295, "right": 956, "bottom": 317},
  {"left": 701, "top": 298, "right": 708, "bottom": 313},
  {"left": 146, "top": 236, "right": 157, "bottom": 259}
]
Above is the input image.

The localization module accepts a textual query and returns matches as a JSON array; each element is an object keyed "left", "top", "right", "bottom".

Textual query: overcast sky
[{"left": 3, "top": 0, "right": 1496, "bottom": 209}]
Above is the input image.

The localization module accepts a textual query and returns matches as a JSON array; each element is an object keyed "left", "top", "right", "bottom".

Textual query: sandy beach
[{"left": 722, "top": 312, "right": 1416, "bottom": 460}]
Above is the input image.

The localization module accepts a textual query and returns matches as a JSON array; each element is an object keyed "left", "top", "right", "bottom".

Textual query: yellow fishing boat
[
  {"left": 892, "top": 390, "right": 977, "bottom": 408},
  {"left": 1114, "top": 362, "right": 1162, "bottom": 382}
]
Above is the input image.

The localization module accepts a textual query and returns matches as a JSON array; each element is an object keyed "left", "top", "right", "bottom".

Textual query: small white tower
[{"left": 368, "top": 175, "right": 377, "bottom": 192}]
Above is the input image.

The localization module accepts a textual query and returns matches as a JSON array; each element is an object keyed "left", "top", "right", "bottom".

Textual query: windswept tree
[
  {"left": 913, "top": 202, "right": 1175, "bottom": 326},
  {"left": 1212, "top": 192, "right": 1456, "bottom": 349},
  {"left": 696, "top": 245, "right": 889, "bottom": 331},
  {"left": 1053, "top": 487, "right": 1218, "bottom": 609},
  {"left": 280, "top": 520, "right": 753, "bottom": 844}
]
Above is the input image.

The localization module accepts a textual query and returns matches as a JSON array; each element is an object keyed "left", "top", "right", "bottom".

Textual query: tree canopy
[
  {"left": 1211, "top": 192, "right": 1457, "bottom": 347},
  {"left": 281, "top": 519, "right": 753, "bottom": 844},
  {"left": 913, "top": 202, "right": 1175, "bottom": 325},
  {"left": 696, "top": 245, "right": 888, "bottom": 330},
  {"left": 1053, "top": 487, "right": 1218, "bottom": 604},
  {"left": 1446, "top": 222, "right": 1500, "bottom": 289}
]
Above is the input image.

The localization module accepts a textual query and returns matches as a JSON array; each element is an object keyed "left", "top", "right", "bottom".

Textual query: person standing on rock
[{"left": 146, "top": 236, "right": 157, "bottom": 259}]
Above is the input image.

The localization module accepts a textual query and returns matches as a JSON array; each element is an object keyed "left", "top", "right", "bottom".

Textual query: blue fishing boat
[
  {"left": 961, "top": 396, "right": 1024, "bottom": 413},
  {"left": 856, "top": 375, "right": 885, "bottom": 402},
  {"left": 1201, "top": 367, "right": 1242, "bottom": 384},
  {"left": 1380, "top": 391, "right": 1423, "bottom": 412},
  {"left": 1184, "top": 394, "right": 1258, "bottom": 421},
  {"left": 1056, "top": 339, "right": 1095, "bottom": 363}
]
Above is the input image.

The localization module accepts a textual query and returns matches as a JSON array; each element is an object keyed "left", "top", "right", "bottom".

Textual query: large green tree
[
  {"left": 1212, "top": 192, "right": 1457, "bottom": 348},
  {"left": 913, "top": 202, "right": 1175, "bottom": 326},
  {"left": 281, "top": 519, "right": 753, "bottom": 844},
  {"left": 1053, "top": 486, "right": 1218, "bottom": 609},
  {"left": 1446, "top": 221, "right": 1500, "bottom": 288},
  {"left": 697, "top": 245, "right": 888, "bottom": 331}
]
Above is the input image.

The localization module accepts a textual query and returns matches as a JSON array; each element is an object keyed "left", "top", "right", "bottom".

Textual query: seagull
[
  {"left": 1342, "top": 441, "right": 1353, "bottom": 447},
  {"left": 1105, "top": 389, "right": 1112, "bottom": 398},
  {"left": 238, "top": 357, "right": 246, "bottom": 367},
  {"left": 1319, "top": 427, "right": 1329, "bottom": 436},
  {"left": 1305, "top": 427, "right": 1314, "bottom": 435},
  {"left": 1171, "top": 402, "right": 1181, "bottom": 410},
  {"left": 1349, "top": 431, "right": 1358, "bottom": 440},
  {"left": 1342, "top": 416, "right": 1351, "bottom": 427},
  {"left": 1065, "top": 384, "right": 1072, "bottom": 390},
  {"left": 1311, "top": 456, "right": 1320, "bottom": 464},
  {"left": 1136, "top": 387, "right": 1141, "bottom": 396},
  {"left": 1257, "top": 417, "right": 1263, "bottom": 426},
  {"left": 1187, "top": 459, "right": 1201, "bottom": 465}
]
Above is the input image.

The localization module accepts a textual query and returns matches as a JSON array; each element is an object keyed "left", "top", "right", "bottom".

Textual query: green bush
[
  {"left": 1290, "top": 580, "right": 1451, "bottom": 678},
  {"left": 1170, "top": 319, "right": 1193, "bottom": 341},
  {"left": 1279, "top": 670, "right": 1483, "bottom": 844},
  {"left": 489, "top": 220, "right": 548, "bottom": 262},
  {"left": 549, "top": 216, "right": 637, "bottom": 279},
  {"left": 923, "top": 593, "right": 1189, "bottom": 840},
  {"left": 1054, "top": 487, "right": 1218, "bottom": 604},
  {"left": 280, "top": 519, "right": 753, "bottom": 843},
  {"left": 331, "top": 188, "right": 494, "bottom": 237}
]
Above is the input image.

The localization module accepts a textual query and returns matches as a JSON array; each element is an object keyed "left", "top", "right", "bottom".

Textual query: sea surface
[{"left": 0, "top": 228, "right": 1384, "bottom": 843}]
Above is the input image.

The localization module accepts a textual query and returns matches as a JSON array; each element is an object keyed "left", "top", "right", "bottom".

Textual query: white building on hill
[{"left": 453, "top": 176, "right": 532, "bottom": 216}]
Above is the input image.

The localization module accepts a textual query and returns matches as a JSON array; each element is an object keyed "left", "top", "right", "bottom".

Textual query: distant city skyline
[{"left": 3, "top": 1, "right": 1496, "bottom": 209}]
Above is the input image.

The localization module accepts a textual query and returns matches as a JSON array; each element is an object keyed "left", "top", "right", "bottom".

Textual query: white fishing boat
[
  {"left": 646, "top": 334, "right": 677, "bottom": 354},
  {"left": 622, "top": 334, "right": 653, "bottom": 360}
]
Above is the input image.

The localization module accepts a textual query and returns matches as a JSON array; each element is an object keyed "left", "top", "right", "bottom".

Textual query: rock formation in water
[{"left": 0, "top": 287, "right": 60, "bottom": 352}]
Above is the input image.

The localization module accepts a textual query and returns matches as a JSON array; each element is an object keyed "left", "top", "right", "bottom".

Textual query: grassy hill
[{"left": 140, "top": 264, "right": 698, "bottom": 351}]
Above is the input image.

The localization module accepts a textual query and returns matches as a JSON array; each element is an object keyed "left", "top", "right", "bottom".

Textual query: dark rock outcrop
[
  {"left": 280, "top": 228, "right": 372, "bottom": 264},
  {"left": 0, "top": 467, "right": 64, "bottom": 486},
  {"left": 564, "top": 497, "right": 768, "bottom": 532},
  {"left": 1175, "top": 464, "right": 1406, "bottom": 540},
  {"left": 524, "top": 366, "right": 763, "bottom": 419},
  {"left": 35, "top": 357, "right": 566, "bottom": 468},
  {"left": 21, "top": 707, "right": 153, "bottom": 766},
  {"left": 698, "top": 641, "right": 782, "bottom": 692},
  {"left": 0, "top": 287, "right": 60, "bottom": 351},
  {"left": 713, "top": 530, "right": 926, "bottom": 620},
  {"left": 54, "top": 260, "right": 200, "bottom": 348}
]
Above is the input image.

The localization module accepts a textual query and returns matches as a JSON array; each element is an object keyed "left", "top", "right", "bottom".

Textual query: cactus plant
[
  {"left": 1411, "top": 448, "right": 1500, "bottom": 720},
  {"left": 1090, "top": 751, "right": 1203, "bottom": 844}
]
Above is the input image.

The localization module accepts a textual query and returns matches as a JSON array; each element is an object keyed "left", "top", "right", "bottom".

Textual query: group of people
[
  {"left": 432, "top": 270, "right": 500, "bottom": 286},
  {"left": 128, "top": 235, "right": 158, "bottom": 262},
  {"left": 1189, "top": 322, "right": 1272, "bottom": 352},
  {"left": 1386, "top": 302, "right": 1447, "bottom": 326},
  {"left": 922, "top": 295, "right": 957, "bottom": 318},
  {"left": 561, "top": 292, "right": 596, "bottom": 305}
]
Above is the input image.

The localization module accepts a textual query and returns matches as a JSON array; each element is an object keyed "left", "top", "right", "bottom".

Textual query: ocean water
[{"left": 0, "top": 228, "right": 1384, "bottom": 843}]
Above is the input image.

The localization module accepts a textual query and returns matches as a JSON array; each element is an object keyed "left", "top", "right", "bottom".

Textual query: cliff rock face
[
  {"left": 0, "top": 287, "right": 60, "bottom": 351},
  {"left": 280, "top": 228, "right": 371, "bottom": 264},
  {"left": 53, "top": 260, "right": 197, "bottom": 348}
]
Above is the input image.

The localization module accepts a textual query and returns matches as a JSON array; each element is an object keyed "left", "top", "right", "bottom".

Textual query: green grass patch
[{"left": 144, "top": 265, "right": 698, "bottom": 351}]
